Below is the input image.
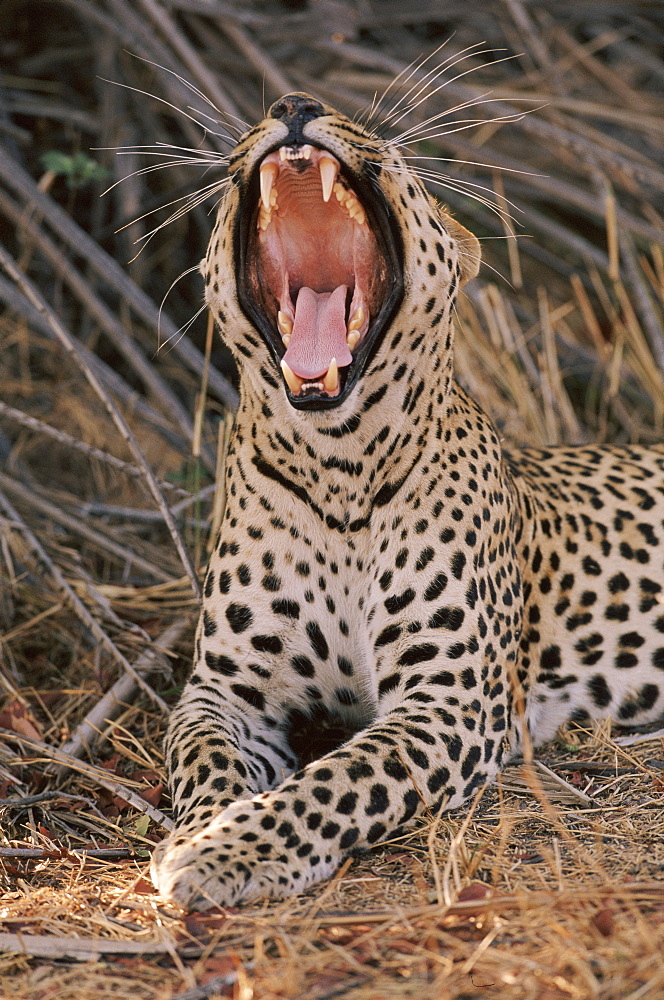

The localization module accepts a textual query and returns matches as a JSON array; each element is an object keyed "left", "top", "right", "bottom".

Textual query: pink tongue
[{"left": 282, "top": 285, "right": 352, "bottom": 379}]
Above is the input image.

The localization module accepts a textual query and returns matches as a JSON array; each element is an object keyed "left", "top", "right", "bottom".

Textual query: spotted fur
[{"left": 151, "top": 94, "right": 664, "bottom": 910}]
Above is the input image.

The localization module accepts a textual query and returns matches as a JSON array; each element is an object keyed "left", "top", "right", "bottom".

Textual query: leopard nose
[{"left": 269, "top": 93, "right": 325, "bottom": 143}]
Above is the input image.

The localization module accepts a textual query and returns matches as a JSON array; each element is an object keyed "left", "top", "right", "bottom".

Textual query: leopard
[{"left": 150, "top": 92, "right": 664, "bottom": 911}]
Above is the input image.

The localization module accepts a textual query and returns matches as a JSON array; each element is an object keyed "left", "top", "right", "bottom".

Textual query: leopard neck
[{"left": 230, "top": 319, "right": 457, "bottom": 530}]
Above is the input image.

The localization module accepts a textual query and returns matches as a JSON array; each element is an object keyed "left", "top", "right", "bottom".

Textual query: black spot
[
  {"left": 588, "top": 674, "right": 611, "bottom": 707},
  {"left": 367, "top": 822, "right": 387, "bottom": 844},
  {"left": 347, "top": 760, "right": 374, "bottom": 782},
  {"left": 336, "top": 792, "right": 358, "bottom": 814},
  {"left": 226, "top": 603, "right": 253, "bottom": 633},
  {"left": 203, "top": 611, "right": 217, "bottom": 637},
  {"left": 608, "top": 572, "right": 630, "bottom": 593},
  {"left": 251, "top": 634, "right": 283, "bottom": 654},
  {"left": 205, "top": 652, "right": 239, "bottom": 675},
  {"left": 428, "top": 606, "right": 465, "bottom": 630},
  {"left": 291, "top": 655, "right": 315, "bottom": 678},
  {"left": 451, "top": 551, "right": 467, "bottom": 580},
  {"left": 582, "top": 556, "right": 601, "bottom": 576},
  {"left": 230, "top": 684, "right": 265, "bottom": 710},
  {"left": 383, "top": 755, "right": 408, "bottom": 781},
  {"left": 340, "top": 828, "right": 359, "bottom": 850},
  {"left": 427, "top": 766, "right": 450, "bottom": 793},
  {"left": 424, "top": 573, "right": 448, "bottom": 601},
  {"left": 378, "top": 673, "right": 401, "bottom": 696},
  {"left": 272, "top": 598, "right": 300, "bottom": 618},
  {"left": 615, "top": 651, "right": 638, "bottom": 669},
  {"left": 398, "top": 643, "right": 439, "bottom": 666},
  {"left": 365, "top": 784, "right": 389, "bottom": 815},
  {"left": 540, "top": 646, "right": 561, "bottom": 671},
  {"left": 385, "top": 588, "right": 416, "bottom": 614},
  {"left": 375, "top": 625, "right": 401, "bottom": 647}
]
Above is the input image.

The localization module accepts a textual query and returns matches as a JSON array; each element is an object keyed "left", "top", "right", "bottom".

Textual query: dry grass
[{"left": 0, "top": 1, "right": 663, "bottom": 998}]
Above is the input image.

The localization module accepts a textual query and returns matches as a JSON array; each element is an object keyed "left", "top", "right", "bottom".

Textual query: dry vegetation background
[{"left": 0, "top": 1, "right": 663, "bottom": 998}]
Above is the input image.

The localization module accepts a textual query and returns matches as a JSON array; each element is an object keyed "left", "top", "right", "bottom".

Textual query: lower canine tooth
[
  {"left": 323, "top": 358, "right": 339, "bottom": 392},
  {"left": 281, "top": 359, "right": 303, "bottom": 394}
]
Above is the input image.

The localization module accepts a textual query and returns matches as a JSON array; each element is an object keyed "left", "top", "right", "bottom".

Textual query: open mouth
[{"left": 237, "top": 142, "right": 403, "bottom": 409}]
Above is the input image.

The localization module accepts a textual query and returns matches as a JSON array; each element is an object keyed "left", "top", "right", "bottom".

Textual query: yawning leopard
[{"left": 150, "top": 92, "right": 664, "bottom": 910}]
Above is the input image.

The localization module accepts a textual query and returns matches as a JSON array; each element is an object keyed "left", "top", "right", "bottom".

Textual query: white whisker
[
  {"left": 123, "top": 53, "right": 249, "bottom": 134},
  {"left": 158, "top": 301, "right": 207, "bottom": 356},
  {"left": 99, "top": 76, "right": 237, "bottom": 147},
  {"left": 378, "top": 43, "right": 502, "bottom": 132},
  {"left": 360, "top": 40, "right": 457, "bottom": 130},
  {"left": 401, "top": 155, "right": 541, "bottom": 180}
]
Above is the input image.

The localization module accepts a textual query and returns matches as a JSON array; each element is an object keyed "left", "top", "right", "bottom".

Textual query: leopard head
[{"left": 204, "top": 93, "right": 480, "bottom": 413}]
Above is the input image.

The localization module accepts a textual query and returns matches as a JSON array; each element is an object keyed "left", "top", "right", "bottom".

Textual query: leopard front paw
[{"left": 150, "top": 818, "right": 309, "bottom": 910}]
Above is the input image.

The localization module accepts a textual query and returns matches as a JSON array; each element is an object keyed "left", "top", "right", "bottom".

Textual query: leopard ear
[{"left": 442, "top": 212, "right": 481, "bottom": 285}]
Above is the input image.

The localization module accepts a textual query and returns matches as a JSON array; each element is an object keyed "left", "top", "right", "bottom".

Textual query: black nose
[{"left": 269, "top": 93, "right": 325, "bottom": 144}]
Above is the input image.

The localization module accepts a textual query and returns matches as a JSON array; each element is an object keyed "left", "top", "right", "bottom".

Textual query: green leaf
[
  {"left": 40, "top": 151, "right": 109, "bottom": 189},
  {"left": 134, "top": 814, "right": 151, "bottom": 838}
]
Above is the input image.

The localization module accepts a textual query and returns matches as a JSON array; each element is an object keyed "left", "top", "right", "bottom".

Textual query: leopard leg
[
  {"left": 150, "top": 688, "right": 299, "bottom": 898},
  {"left": 152, "top": 674, "right": 509, "bottom": 910}
]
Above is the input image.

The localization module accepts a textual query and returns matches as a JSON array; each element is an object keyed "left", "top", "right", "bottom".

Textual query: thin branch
[
  {"left": 0, "top": 245, "right": 200, "bottom": 599},
  {"left": 0, "top": 487, "right": 170, "bottom": 714},
  {"left": 0, "top": 727, "right": 173, "bottom": 830},
  {"left": 0, "top": 144, "right": 239, "bottom": 412},
  {"left": 60, "top": 617, "right": 188, "bottom": 761},
  {"left": 0, "top": 472, "right": 176, "bottom": 584}
]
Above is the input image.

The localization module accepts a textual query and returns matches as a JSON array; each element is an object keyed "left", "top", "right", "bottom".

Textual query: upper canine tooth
[
  {"left": 319, "top": 156, "right": 338, "bottom": 203},
  {"left": 323, "top": 358, "right": 338, "bottom": 392},
  {"left": 260, "top": 161, "right": 278, "bottom": 211},
  {"left": 280, "top": 359, "right": 303, "bottom": 395}
]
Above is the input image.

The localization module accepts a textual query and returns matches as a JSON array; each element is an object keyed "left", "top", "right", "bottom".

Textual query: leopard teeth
[
  {"left": 347, "top": 306, "right": 364, "bottom": 332},
  {"left": 279, "top": 144, "right": 313, "bottom": 162},
  {"left": 319, "top": 156, "right": 338, "bottom": 203},
  {"left": 260, "top": 161, "right": 278, "bottom": 211},
  {"left": 323, "top": 358, "right": 338, "bottom": 392},
  {"left": 278, "top": 310, "right": 293, "bottom": 337},
  {"left": 334, "top": 182, "right": 348, "bottom": 204},
  {"left": 280, "top": 358, "right": 303, "bottom": 394}
]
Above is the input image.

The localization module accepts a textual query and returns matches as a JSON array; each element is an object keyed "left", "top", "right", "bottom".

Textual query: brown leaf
[
  {"left": 183, "top": 909, "right": 230, "bottom": 939},
  {"left": 0, "top": 699, "right": 43, "bottom": 740},
  {"left": 592, "top": 908, "right": 614, "bottom": 937},
  {"left": 200, "top": 955, "right": 236, "bottom": 981},
  {"left": 128, "top": 768, "right": 161, "bottom": 784},
  {"left": 98, "top": 753, "right": 122, "bottom": 774},
  {"left": 140, "top": 782, "right": 163, "bottom": 807},
  {"left": 133, "top": 877, "right": 157, "bottom": 895},
  {"left": 458, "top": 882, "right": 491, "bottom": 903}
]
